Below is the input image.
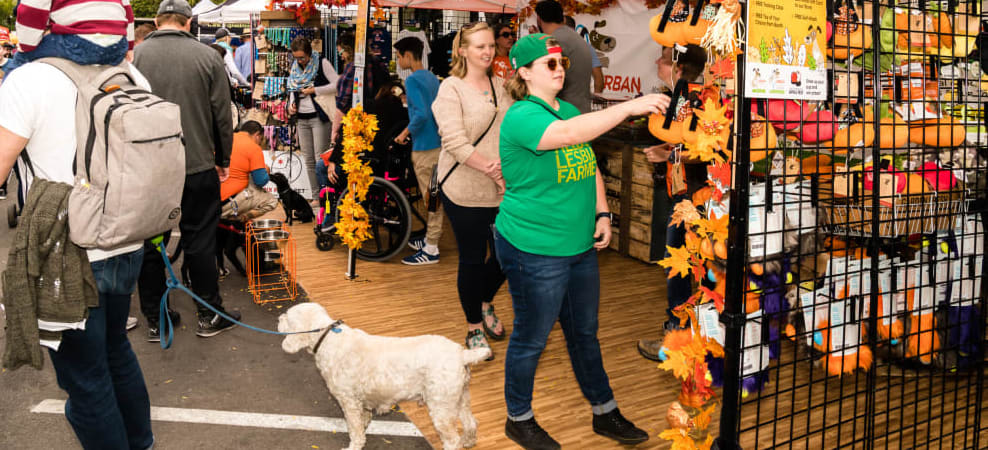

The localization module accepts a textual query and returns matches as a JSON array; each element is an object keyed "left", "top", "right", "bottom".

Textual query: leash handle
[{"left": 153, "top": 241, "right": 323, "bottom": 350}]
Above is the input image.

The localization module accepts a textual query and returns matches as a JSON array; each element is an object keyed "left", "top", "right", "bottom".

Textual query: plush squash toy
[
  {"left": 828, "top": 1, "right": 872, "bottom": 60},
  {"left": 831, "top": 106, "right": 875, "bottom": 150},
  {"left": 650, "top": 0, "right": 691, "bottom": 48},
  {"left": 908, "top": 115, "right": 966, "bottom": 147},
  {"left": 648, "top": 80, "right": 693, "bottom": 144},
  {"left": 749, "top": 114, "right": 777, "bottom": 162},
  {"left": 930, "top": 5, "right": 980, "bottom": 60},
  {"left": 877, "top": 109, "right": 910, "bottom": 149},
  {"left": 678, "top": 0, "right": 718, "bottom": 46}
]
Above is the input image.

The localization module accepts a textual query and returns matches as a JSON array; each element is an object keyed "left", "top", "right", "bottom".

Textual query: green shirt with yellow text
[{"left": 495, "top": 96, "right": 597, "bottom": 256}]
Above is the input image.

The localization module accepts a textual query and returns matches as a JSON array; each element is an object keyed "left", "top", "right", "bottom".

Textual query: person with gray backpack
[
  {"left": 134, "top": 0, "right": 239, "bottom": 341},
  {"left": 0, "top": 52, "right": 168, "bottom": 450}
]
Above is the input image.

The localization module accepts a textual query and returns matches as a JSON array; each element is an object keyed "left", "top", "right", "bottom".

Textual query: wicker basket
[{"left": 821, "top": 183, "right": 965, "bottom": 237}]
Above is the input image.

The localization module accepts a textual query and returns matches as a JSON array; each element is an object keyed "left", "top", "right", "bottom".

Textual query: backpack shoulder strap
[{"left": 37, "top": 57, "right": 136, "bottom": 91}]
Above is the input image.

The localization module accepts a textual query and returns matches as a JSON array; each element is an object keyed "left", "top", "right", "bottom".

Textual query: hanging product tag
[
  {"left": 666, "top": 148, "right": 687, "bottom": 196},
  {"left": 696, "top": 302, "right": 726, "bottom": 347},
  {"left": 741, "top": 310, "right": 770, "bottom": 377},
  {"left": 800, "top": 283, "right": 829, "bottom": 347},
  {"left": 829, "top": 295, "right": 860, "bottom": 357}
]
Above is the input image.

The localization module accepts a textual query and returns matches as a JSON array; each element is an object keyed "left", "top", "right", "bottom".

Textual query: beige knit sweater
[{"left": 432, "top": 76, "right": 512, "bottom": 208}]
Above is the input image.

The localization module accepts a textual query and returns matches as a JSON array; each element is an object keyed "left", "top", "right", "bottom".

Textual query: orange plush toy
[{"left": 828, "top": 2, "right": 872, "bottom": 60}]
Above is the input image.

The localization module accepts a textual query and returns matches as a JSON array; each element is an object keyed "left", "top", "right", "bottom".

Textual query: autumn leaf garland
[{"left": 334, "top": 105, "right": 377, "bottom": 250}]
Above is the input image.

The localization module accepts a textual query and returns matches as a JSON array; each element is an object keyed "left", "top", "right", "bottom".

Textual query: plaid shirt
[{"left": 335, "top": 56, "right": 389, "bottom": 114}]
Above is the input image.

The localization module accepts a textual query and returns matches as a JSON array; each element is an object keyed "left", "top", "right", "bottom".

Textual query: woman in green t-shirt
[{"left": 493, "top": 33, "right": 669, "bottom": 449}]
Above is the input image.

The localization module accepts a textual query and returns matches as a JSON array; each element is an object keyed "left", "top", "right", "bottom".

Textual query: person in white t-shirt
[{"left": 0, "top": 61, "right": 155, "bottom": 450}]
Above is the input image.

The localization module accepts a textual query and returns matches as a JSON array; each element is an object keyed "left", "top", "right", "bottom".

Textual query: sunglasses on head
[
  {"left": 538, "top": 56, "right": 570, "bottom": 71},
  {"left": 499, "top": 32, "right": 514, "bottom": 38}
]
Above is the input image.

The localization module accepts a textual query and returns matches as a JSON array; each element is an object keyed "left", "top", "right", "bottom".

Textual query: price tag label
[{"left": 696, "top": 303, "right": 726, "bottom": 347}]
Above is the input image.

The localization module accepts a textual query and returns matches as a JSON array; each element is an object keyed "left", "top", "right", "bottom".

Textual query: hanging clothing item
[
  {"left": 368, "top": 26, "right": 392, "bottom": 65},
  {"left": 396, "top": 29, "right": 430, "bottom": 80}
]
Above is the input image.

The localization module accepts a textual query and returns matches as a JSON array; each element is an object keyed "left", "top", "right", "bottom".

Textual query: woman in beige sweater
[{"left": 432, "top": 22, "right": 513, "bottom": 359}]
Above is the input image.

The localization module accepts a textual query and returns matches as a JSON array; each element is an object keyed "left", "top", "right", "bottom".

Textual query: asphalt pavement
[{"left": 0, "top": 189, "right": 431, "bottom": 450}]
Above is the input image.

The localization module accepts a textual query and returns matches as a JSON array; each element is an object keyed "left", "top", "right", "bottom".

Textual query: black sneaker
[
  {"left": 196, "top": 310, "right": 241, "bottom": 337},
  {"left": 592, "top": 408, "right": 649, "bottom": 445},
  {"left": 147, "top": 310, "right": 181, "bottom": 343},
  {"left": 505, "top": 418, "right": 560, "bottom": 450}
]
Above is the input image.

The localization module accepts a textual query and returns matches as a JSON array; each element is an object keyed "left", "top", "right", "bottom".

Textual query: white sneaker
[{"left": 126, "top": 316, "right": 139, "bottom": 331}]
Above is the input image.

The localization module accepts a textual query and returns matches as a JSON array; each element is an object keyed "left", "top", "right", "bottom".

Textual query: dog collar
[{"left": 312, "top": 319, "right": 344, "bottom": 354}]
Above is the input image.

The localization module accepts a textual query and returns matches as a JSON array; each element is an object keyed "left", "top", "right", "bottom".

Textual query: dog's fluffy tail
[{"left": 462, "top": 347, "right": 491, "bottom": 366}]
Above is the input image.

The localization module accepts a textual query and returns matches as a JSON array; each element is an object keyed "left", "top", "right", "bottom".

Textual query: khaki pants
[
  {"left": 411, "top": 148, "right": 444, "bottom": 247},
  {"left": 221, "top": 183, "right": 278, "bottom": 221}
]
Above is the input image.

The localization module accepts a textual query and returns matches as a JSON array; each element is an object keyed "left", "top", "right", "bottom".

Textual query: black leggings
[{"left": 441, "top": 192, "right": 506, "bottom": 324}]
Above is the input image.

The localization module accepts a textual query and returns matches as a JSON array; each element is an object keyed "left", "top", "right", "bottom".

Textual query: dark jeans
[
  {"left": 494, "top": 229, "right": 616, "bottom": 420},
  {"left": 441, "top": 192, "right": 505, "bottom": 324},
  {"left": 139, "top": 169, "right": 223, "bottom": 321},
  {"left": 665, "top": 163, "right": 709, "bottom": 328},
  {"left": 48, "top": 249, "right": 153, "bottom": 450}
]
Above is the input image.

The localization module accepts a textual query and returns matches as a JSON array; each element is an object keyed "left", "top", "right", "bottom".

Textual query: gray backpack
[{"left": 39, "top": 58, "right": 185, "bottom": 249}]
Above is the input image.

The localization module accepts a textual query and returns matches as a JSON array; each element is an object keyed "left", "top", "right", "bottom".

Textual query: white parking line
[{"left": 31, "top": 399, "right": 423, "bottom": 437}]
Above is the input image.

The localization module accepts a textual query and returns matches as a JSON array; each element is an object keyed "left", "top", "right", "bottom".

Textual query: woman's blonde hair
[
  {"left": 450, "top": 22, "right": 494, "bottom": 79},
  {"left": 505, "top": 36, "right": 560, "bottom": 101}
]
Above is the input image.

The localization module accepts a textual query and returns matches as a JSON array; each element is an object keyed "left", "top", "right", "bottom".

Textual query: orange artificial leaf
[
  {"left": 692, "top": 186, "right": 712, "bottom": 206},
  {"left": 659, "top": 347, "right": 694, "bottom": 380},
  {"left": 659, "top": 245, "right": 694, "bottom": 279},
  {"left": 698, "top": 212, "right": 729, "bottom": 243},
  {"left": 684, "top": 231, "right": 702, "bottom": 254},
  {"left": 671, "top": 200, "right": 702, "bottom": 227},
  {"left": 658, "top": 428, "right": 696, "bottom": 450},
  {"left": 707, "top": 162, "right": 731, "bottom": 187},
  {"left": 699, "top": 286, "right": 725, "bottom": 312}
]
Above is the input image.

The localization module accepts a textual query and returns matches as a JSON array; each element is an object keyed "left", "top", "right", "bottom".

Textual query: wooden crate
[{"left": 595, "top": 136, "right": 663, "bottom": 263}]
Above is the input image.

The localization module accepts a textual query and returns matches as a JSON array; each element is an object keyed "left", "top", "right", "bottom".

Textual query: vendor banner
[
  {"left": 744, "top": 0, "right": 828, "bottom": 100},
  {"left": 521, "top": 0, "right": 662, "bottom": 97}
]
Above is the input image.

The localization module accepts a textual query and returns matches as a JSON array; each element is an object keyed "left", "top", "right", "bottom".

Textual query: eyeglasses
[
  {"left": 538, "top": 56, "right": 570, "bottom": 71},
  {"left": 499, "top": 32, "right": 514, "bottom": 39}
]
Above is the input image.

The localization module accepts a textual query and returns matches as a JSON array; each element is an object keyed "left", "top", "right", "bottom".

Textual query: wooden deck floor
[
  {"left": 289, "top": 220, "right": 680, "bottom": 449},
  {"left": 286, "top": 219, "right": 988, "bottom": 449}
]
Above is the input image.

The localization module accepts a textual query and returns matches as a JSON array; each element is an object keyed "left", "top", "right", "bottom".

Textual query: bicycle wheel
[{"left": 335, "top": 177, "right": 412, "bottom": 262}]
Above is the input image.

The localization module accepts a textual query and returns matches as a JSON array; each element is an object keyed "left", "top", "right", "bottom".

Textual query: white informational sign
[
  {"left": 263, "top": 150, "right": 314, "bottom": 200},
  {"left": 520, "top": 0, "right": 662, "bottom": 96},
  {"left": 744, "top": 0, "right": 828, "bottom": 100}
]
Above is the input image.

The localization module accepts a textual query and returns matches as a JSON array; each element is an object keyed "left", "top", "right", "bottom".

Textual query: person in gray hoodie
[{"left": 133, "top": 0, "right": 241, "bottom": 341}]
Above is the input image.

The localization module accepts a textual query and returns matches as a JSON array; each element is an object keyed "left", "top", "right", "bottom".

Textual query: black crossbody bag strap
[{"left": 438, "top": 76, "right": 498, "bottom": 189}]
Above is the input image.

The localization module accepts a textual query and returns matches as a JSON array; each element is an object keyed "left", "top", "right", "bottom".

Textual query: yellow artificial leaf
[
  {"left": 659, "top": 346, "right": 693, "bottom": 380},
  {"left": 659, "top": 245, "right": 694, "bottom": 279}
]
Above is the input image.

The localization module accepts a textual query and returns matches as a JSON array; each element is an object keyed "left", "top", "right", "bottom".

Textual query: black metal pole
[
  {"left": 862, "top": 0, "right": 882, "bottom": 446},
  {"left": 714, "top": 3, "right": 750, "bottom": 447}
]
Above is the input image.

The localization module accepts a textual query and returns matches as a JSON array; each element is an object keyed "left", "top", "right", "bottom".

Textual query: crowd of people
[{"left": 0, "top": 0, "right": 716, "bottom": 448}]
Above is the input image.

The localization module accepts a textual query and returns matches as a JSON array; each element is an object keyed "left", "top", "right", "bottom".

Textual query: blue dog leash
[{"left": 153, "top": 236, "right": 336, "bottom": 349}]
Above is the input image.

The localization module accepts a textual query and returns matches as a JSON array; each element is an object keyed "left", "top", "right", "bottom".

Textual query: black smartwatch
[{"left": 596, "top": 212, "right": 614, "bottom": 222}]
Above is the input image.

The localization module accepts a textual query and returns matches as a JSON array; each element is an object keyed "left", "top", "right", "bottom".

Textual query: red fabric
[{"left": 16, "top": 0, "right": 133, "bottom": 52}]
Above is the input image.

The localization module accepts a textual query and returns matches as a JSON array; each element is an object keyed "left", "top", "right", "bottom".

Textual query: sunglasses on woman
[
  {"left": 499, "top": 32, "right": 514, "bottom": 39},
  {"left": 538, "top": 56, "right": 570, "bottom": 71}
]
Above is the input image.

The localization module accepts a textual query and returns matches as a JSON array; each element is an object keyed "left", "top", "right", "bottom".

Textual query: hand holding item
[
  {"left": 288, "top": 103, "right": 297, "bottom": 116},
  {"left": 643, "top": 144, "right": 674, "bottom": 163},
  {"left": 301, "top": 86, "right": 316, "bottom": 95},
  {"left": 623, "top": 93, "right": 671, "bottom": 117}
]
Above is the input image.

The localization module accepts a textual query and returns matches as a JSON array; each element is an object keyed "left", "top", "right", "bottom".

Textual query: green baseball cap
[{"left": 510, "top": 33, "right": 559, "bottom": 70}]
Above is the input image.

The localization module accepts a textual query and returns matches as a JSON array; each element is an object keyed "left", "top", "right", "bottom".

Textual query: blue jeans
[
  {"left": 494, "top": 229, "right": 616, "bottom": 420},
  {"left": 48, "top": 249, "right": 153, "bottom": 450},
  {"left": 5, "top": 33, "right": 128, "bottom": 76}
]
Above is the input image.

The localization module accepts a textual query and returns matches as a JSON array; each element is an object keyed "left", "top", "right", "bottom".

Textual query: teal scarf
[{"left": 288, "top": 51, "right": 320, "bottom": 91}]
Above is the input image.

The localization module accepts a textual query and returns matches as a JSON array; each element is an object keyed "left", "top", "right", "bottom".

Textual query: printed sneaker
[
  {"left": 465, "top": 329, "right": 495, "bottom": 361},
  {"left": 126, "top": 316, "right": 139, "bottom": 331},
  {"left": 407, "top": 236, "right": 426, "bottom": 251},
  {"left": 196, "top": 310, "right": 241, "bottom": 337},
  {"left": 401, "top": 249, "right": 439, "bottom": 265},
  {"left": 147, "top": 326, "right": 160, "bottom": 343}
]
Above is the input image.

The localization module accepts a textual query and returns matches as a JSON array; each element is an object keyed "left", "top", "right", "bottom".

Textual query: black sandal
[{"left": 482, "top": 305, "right": 506, "bottom": 341}]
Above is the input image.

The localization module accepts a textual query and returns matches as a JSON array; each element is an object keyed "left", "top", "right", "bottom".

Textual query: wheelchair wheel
[
  {"left": 336, "top": 176, "right": 412, "bottom": 262},
  {"left": 316, "top": 233, "right": 335, "bottom": 251}
]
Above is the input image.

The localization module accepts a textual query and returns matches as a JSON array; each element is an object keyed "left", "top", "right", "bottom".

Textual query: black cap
[{"left": 157, "top": 0, "right": 193, "bottom": 18}]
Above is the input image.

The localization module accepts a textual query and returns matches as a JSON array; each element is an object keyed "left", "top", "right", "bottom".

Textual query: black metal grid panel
[{"left": 716, "top": 0, "right": 988, "bottom": 448}]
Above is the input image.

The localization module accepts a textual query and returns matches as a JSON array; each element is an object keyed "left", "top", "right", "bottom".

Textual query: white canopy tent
[
  {"left": 197, "top": 0, "right": 267, "bottom": 24},
  {"left": 192, "top": 0, "right": 223, "bottom": 17}
]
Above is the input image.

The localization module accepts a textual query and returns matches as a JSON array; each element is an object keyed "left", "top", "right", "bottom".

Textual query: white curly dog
[{"left": 278, "top": 303, "right": 490, "bottom": 450}]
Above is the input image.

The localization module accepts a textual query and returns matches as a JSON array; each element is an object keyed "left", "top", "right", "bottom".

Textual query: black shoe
[
  {"left": 505, "top": 418, "right": 560, "bottom": 450},
  {"left": 147, "top": 310, "right": 181, "bottom": 343},
  {"left": 196, "top": 309, "right": 241, "bottom": 337},
  {"left": 592, "top": 408, "right": 649, "bottom": 445}
]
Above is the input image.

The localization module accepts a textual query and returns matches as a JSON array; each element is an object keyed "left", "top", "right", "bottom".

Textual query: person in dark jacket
[{"left": 133, "top": 0, "right": 240, "bottom": 341}]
